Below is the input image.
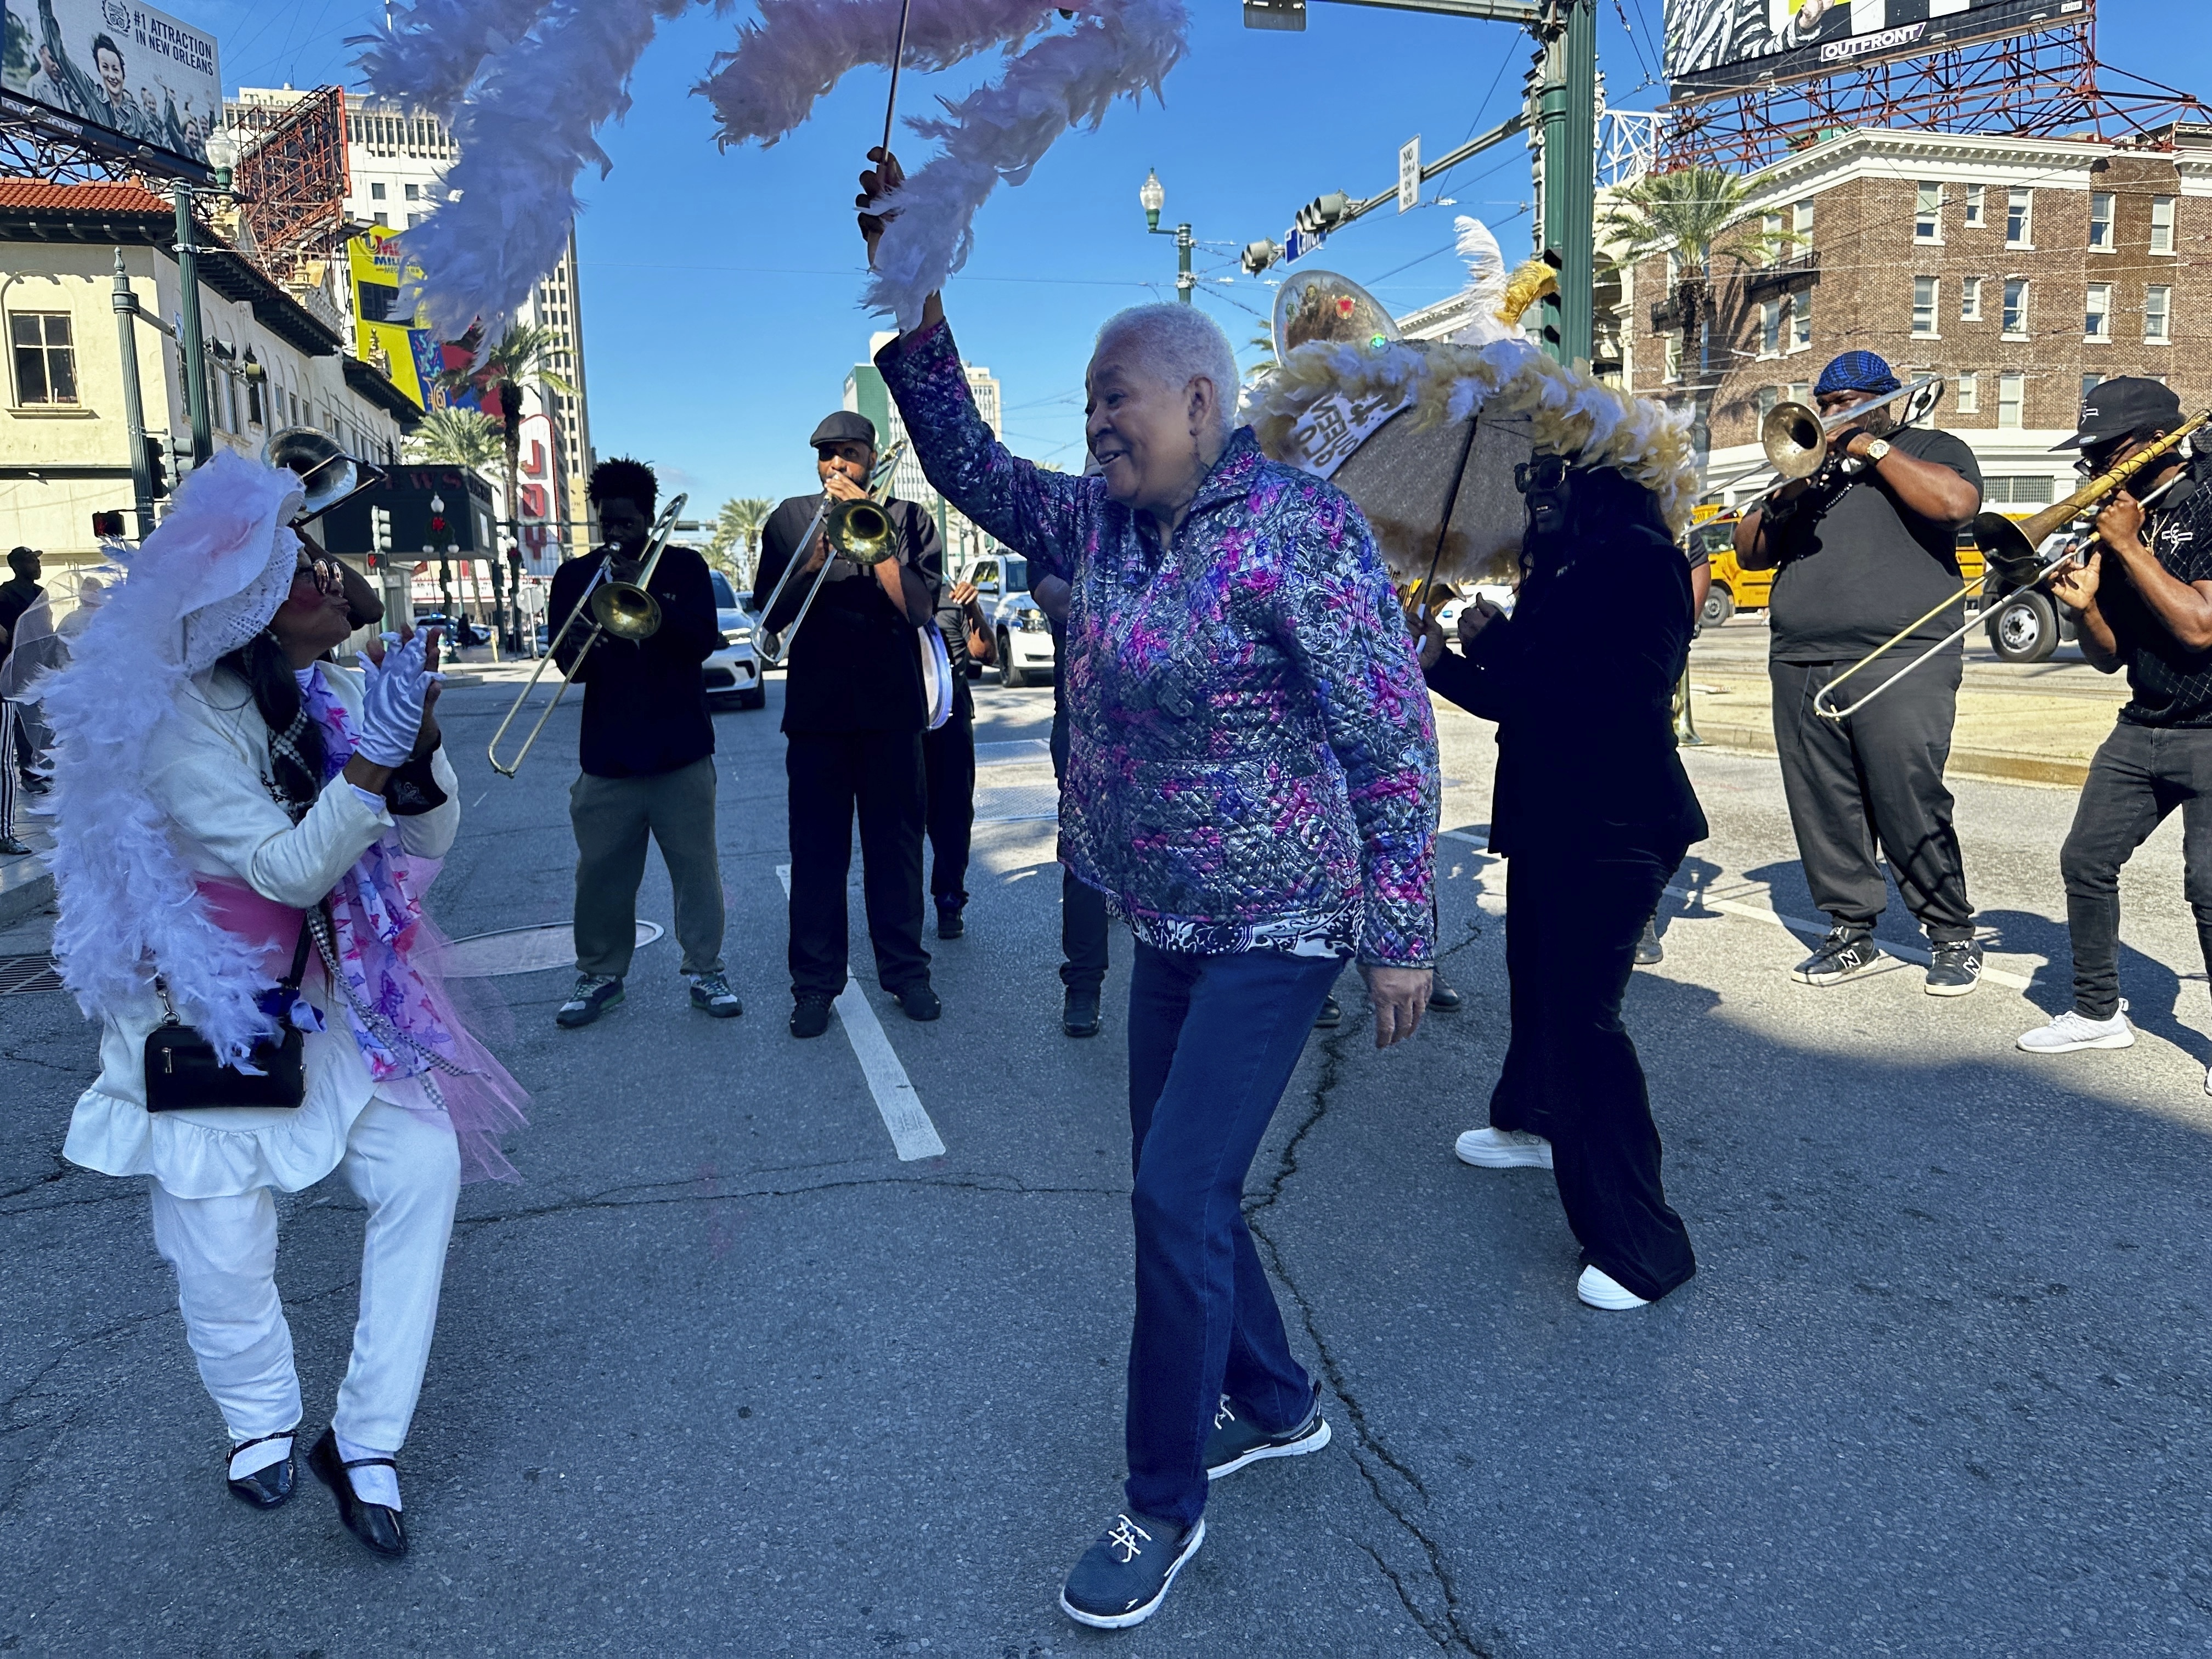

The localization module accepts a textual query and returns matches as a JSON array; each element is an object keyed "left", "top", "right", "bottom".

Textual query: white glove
[{"left": 354, "top": 631, "right": 438, "bottom": 767}]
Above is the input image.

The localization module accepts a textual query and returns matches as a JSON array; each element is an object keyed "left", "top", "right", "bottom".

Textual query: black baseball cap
[
  {"left": 809, "top": 411, "right": 877, "bottom": 450},
  {"left": 2055, "top": 376, "right": 2183, "bottom": 450}
]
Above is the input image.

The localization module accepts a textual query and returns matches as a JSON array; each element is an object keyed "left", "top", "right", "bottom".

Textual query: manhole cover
[
  {"left": 0, "top": 954, "right": 61, "bottom": 995},
  {"left": 442, "top": 921, "right": 663, "bottom": 979}
]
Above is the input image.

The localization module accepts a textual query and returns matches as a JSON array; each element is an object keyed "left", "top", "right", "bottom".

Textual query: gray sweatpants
[{"left": 569, "top": 756, "right": 725, "bottom": 979}]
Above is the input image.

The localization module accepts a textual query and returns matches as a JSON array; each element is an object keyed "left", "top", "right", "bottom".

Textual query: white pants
[{"left": 149, "top": 1098, "right": 461, "bottom": 1453}]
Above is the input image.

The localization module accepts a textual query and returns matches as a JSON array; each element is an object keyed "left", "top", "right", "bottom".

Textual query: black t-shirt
[
  {"left": 753, "top": 495, "right": 941, "bottom": 735},
  {"left": 548, "top": 543, "right": 719, "bottom": 778},
  {"left": 1767, "top": 426, "right": 1983, "bottom": 663},
  {"left": 0, "top": 577, "right": 41, "bottom": 662},
  {"left": 2106, "top": 467, "right": 2212, "bottom": 729}
]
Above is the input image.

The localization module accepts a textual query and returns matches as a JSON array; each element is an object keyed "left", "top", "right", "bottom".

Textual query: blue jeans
[{"left": 1122, "top": 941, "right": 1341, "bottom": 1526}]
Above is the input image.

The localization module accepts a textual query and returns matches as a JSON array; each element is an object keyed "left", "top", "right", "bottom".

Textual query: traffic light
[
  {"left": 1241, "top": 238, "right": 1282, "bottom": 276},
  {"left": 1243, "top": 0, "right": 1305, "bottom": 29},
  {"left": 143, "top": 435, "right": 168, "bottom": 499},
  {"left": 1536, "top": 247, "right": 1565, "bottom": 351},
  {"left": 91, "top": 510, "right": 125, "bottom": 539},
  {"left": 370, "top": 505, "right": 394, "bottom": 555},
  {"left": 1294, "top": 192, "right": 1350, "bottom": 238}
]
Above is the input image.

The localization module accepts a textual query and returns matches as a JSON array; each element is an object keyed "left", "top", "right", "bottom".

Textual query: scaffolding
[
  {"left": 1661, "top": 7, "right": 2204, "bottom": 171},
  {"left": 225, "top": 88, "right": 352, "bottom": 280}
]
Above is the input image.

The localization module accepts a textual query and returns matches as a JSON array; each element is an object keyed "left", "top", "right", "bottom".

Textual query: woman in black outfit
[{"left": 1421, "top": 458, "right": 1707, "bottom": 1310}]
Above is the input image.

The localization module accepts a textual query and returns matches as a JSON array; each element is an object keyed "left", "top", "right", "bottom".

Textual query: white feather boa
[{"left": 349, "top": 0, "right": 563, "bottom": 119}]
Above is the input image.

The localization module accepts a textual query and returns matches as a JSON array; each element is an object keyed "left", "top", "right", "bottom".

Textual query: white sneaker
[
  {"left": 1454, "top": 1126, "right": 1554, "bottom": 1170},
  {"left": 1577, "top": 1266, "right": 1650, "bottom": 1310},
  {"left": 2017, "top": 1003, "right": 2135, "bottom": 1054}
]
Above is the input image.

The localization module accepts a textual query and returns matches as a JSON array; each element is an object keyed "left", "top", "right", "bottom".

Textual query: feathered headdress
[{"left": 40, "top": 450, "right": 307, "bottom": 1063}]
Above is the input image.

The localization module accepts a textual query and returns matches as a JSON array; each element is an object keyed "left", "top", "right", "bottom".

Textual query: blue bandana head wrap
[{"left": 1815, "top": 351, "right": 1900, "bottom": 398}]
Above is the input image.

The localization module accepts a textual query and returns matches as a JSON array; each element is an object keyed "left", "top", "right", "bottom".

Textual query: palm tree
[
  {"left": 405, "top": 407, "right": 503, "bottom": 469},
  {"left": 435, "top": 322, "right": 577, "bottom": 650},
  {"left": 1600, "top": 165, "right": 1799, "bottom": 392},
  {"left": 710, "top": 496, "right": 775, "bottom": 586}
]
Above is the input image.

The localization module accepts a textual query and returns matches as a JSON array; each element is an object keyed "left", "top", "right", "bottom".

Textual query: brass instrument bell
[{"left": 264, "top": 426, "right": 379, "bottom": 523}]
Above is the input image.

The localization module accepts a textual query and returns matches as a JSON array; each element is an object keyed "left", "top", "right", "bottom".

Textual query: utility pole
[
  {"left": 1139, "top": 170, "right": 1196, "bottom": 304},
  {"left": 171, "top": 185, "right": 211, "bottom": 469},
  {"left": 1533, "top": 0, "right": 1598, "bottom": 369},
  {"left": 110, "top": 250, "right": 156, "bottom": 539}
]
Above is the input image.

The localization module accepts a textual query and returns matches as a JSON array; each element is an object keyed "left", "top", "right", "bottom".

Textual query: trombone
[
  {"left": 754, "top": 441, "right": 906, "bottom": 669},
  {"left": 1812, "top": 411, "right": 2209, "bottom": 722},
  {"left": 1703, "top": 375, "right": 1948, "bottom": 502},
  {"left": 486, "top": 493, "right": 689, "bottom": 777}
]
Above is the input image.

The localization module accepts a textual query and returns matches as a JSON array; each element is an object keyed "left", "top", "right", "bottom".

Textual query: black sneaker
[
  {"left": 1790, "top": 929, "right": 1881, "bottom": 987},
  {"left": 1063, "top": 987, "right": 1102, "bottom": 1039},
  {"left": 1059, "top": 1510, "right": 1205, "bottom": 1630},
  {"left": 1204, "top": 1383, "right": 1331, "bottom": 1480},
  {"left": 687, "top": 969, "right": 743, "bottom": 1018},
  {"left": 1427, "top": 980, "right": 1463, "bottom": 1012},
  {"left": 790, "top": 992, "right": 836, "bottom": 1039},
  {"left": 895, "top": 983, "right": 942, "bottom": 1022},
  {"left": 1925, "top": 938, "right": 1983, "bottom": 998},
  {"left": 936, "top": 902, "right": 965, "bottom": 940},
  {"left": 1634, "top": 917, "right": 1664, "bottom": 966},
  {"left": 556, "top": 973, "right": 623, "bottom": 1029},
  {"left": 1313, "top": 995, "right": 1342, "bottom": 1030}
]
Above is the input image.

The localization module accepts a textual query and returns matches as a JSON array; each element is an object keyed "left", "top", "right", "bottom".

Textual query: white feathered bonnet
[{"left": 40, "top": 449, "right": 315, "bottom": 1061}]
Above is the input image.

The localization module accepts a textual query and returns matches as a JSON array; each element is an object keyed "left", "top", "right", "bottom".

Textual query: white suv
[
  {"left": 964, "top": 552, "right": 1056, "bottom": 689},
  {"left": 704, "top": 569, "right": 764, "bottom": 709}
]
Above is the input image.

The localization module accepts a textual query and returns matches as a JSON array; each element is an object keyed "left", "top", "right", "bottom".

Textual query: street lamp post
[
  {"left": 1139, "top": 168, "right": 1194, "bottom": 304},
  {"left": 172, "top": 130, "right": 239, "bottom": 472}
]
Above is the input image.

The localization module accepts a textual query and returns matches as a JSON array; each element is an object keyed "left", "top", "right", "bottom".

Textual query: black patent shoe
[
  {"left": 1313, "top": 995, "right": 1342, "bottom": 1030},
  {"left": 225, "top": 1432, "right": 296, "bottom": 1509},
  {"left": 308, "top": 1428, "right": 407, "bottom": 1558},
  {"left": 1427, "top": 980, "right": 1463, "bottom": 1012}
]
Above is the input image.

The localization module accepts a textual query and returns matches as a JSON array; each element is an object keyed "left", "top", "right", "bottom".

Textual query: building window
[
  {"left": 1915, "top": 182, "right": 1943, "bottom": 241},
  {"left": 10, "top": 312, "right": 77, "bottom": 405},
  {"left": 1756, "top": 385, "right": 1779, "bottom": 424},
  {"left": 2006, "top": 188, "right": 2033, "bottom": 247},
  {"left": 1984, "top": 475, "right": 2056, "bottom": 507},
  {"left": 1955, "top": 372, "right": 1979, "bottom": 415},
  {"left": 2002, "top": 278, "right": 2028, "bottom": 336},
  {"left": 370, "top": 180, "right": 386, "bottom": 200},
  {"left": 1791, "top": 288, "right": 1812, "bottom": 351},
  {"left": 1761, "top": 211, "right": 1782, "bottom": 266},
  {"left": 373, "top": 211, "right": 389, "bottom": 228},
  {"left": 2089, "top": 191, "right": 2114, "bottom": 250},
  {"left": 1793, "top": 198, "right": 1814, "bottom": 237},
  {"left": 2150, "top": 194, "right": 2176, "bottom": 255},
  {"left": 2085, "top": 283, "right": 2112, "bottom": 341},
  {"left": 2145, "top": 284, "right": 2172, "bottom": 343},
  {"left": 1787, "top": 381, "right": 1809, "bottom": 407},
  {"left": 1663, "top": 333, "right": 1680, "bottom": 383},
  {"left": 407, "top": 213, "right": 421, "bottom": 229},
  {"left": 404, "top": 182, "right": 420, "bottom": 200},
  {"left": 1960, "top": 276, "right": 1982, "bottom": 321},
  {"left": 1964, "top": 184, "right": 1984, "bottom": 226},
  {"left": 1912, "top": 276, "right": 1939, "bottom": 337},
  {"left": 1760, "top": 299, "right": 1783, "bottom": 357},
  {"left": 2081, "top": 371, "right": 2102, "bottom": 406},
  {"left": 1997, "top": 371, "right": 2024, "bottom": 428}
]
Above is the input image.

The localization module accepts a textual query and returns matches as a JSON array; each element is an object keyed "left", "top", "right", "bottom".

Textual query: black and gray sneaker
[
  {"left": 1204, "top": 1383, "right": 1331, "bottom": 1480},
  {"left": 1925, "top": 938, "right": 1983, "bottom": 998},
  {"left": 1634, "top": 917, "right": 1664, "bottom": 966},
  {"left": 1059, "top": 1510, "right": 1205, "bottom": 1630},
  {"left": 556, "top": 973, "right": 624, "bottom": 1029},
  {"left": 687, "top": 969, "right": 743, "bottom": 1018},
  {"left": 1790, "top": 929, "right": 1881, "bottom": 987}
]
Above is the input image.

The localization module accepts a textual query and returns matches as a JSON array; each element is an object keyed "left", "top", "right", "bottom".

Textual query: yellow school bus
[{"left": 1694, "top": 509, "right": 1990, "bottom": 633}]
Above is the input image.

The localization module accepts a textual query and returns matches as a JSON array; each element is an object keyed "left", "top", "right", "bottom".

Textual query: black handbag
[{"left": 143, "top": 921, "right": 314, "bottom": 1113}]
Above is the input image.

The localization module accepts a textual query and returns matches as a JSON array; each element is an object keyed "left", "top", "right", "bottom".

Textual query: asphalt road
[{"left": 3, "top": 665, "right": 2209, "bottom": 1656}]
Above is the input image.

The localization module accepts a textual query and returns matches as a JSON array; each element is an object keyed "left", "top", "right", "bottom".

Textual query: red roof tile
[{"left": 0, "top": 180, "right": 172, "bottom": 215}]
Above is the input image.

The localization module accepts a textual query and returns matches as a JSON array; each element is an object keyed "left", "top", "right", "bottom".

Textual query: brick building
[{"left": 1623, "top": 123, "right": 2212, "bottom": 510}]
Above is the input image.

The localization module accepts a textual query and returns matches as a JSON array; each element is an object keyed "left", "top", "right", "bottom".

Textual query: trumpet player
[
  {"left": 552, "top": 458, "right": 738, "bottom": 1029},
  {"left": 2021, "top": 380, "right": 2212, "bottom": 1074},
  {"left": 753, "top": 411, "right": 943, "bottom": 1039},
  {"left": 1734, "top": 351, "right": 1986, "bottom": 994}
]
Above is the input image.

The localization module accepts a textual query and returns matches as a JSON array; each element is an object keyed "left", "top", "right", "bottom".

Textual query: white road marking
[
  {"left": 1437, "top": 828, "right": 2036, "bottom": 992},
  {"left": 775, "top": 864, "right": 946, "bottom": 1161}
]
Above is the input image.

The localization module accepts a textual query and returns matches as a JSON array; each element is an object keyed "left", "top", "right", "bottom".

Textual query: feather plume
[
  {"left": 1498, "top": 258, "right": 1558, "bottom": 328},
  {"left": 349, "top": 0, "right": 563, "bottom": 120}
]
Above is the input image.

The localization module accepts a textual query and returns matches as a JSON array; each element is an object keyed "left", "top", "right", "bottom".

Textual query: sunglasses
[
  {"left": 1514, "top": 456, "right": 1571, "bottom": 496},
  {"left": 291, "top": 556, "right": 343, "bottom": 594}
]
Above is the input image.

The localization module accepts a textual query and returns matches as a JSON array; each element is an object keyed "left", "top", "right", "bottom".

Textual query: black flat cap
[
  {"left": 810, "top": 411, "right": 878, "bottom": 449},
  {"left": 2055, "top": 377, "right": 2184, "bottom": 450}
]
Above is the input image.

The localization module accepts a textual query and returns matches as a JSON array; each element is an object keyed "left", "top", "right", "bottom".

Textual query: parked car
[
  {"left": 960, "top": 552, "right": 1057, "bottom": 688},
  {"left": 705, "top": 570, "right": 765, "bottom": 709}
]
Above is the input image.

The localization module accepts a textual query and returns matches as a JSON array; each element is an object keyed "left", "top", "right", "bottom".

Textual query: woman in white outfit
[{"left": 41, "top": 450, "right": 526, "bottom": 1558}]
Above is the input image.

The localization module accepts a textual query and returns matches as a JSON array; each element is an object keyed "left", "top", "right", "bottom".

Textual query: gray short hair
[{"left": 1093, "top": 304, "right": 1239, "bottom": 439}]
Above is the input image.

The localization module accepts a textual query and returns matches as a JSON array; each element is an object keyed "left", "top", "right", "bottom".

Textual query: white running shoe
[
  {"left": 1454, "top": 1126, "right": 1554, "bottom": 1170},
  {"left": 1577, "top": 1266, "right": 1651, "bottom": 1310},
  {"left": 2017, "top": 1003, "right": 2135, "bottom": 1054}
]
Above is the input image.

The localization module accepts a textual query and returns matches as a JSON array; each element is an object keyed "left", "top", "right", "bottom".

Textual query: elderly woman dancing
[
  {"left": 40, "top": 451, "right": 525, "bottom": 1559},
  {"left": 860, "top": 153, "right": 1438, "bottom": 1629}
]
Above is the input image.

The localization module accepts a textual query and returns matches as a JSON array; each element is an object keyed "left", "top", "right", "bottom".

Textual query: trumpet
[
  {"left": 754, "top": 442, "right": 906, "bottom": 670},
  {"left": 486, "top": 493, "right": 689, "bottom": 777},
  {"left": 1811, "top": 411, "right": 2208, "bottom": 722}
]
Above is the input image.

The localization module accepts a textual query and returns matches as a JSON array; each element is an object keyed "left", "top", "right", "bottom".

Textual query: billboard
[
  {"left": 1, "top": 0, "right": 219, "bottom": 169},
  {"left": 346, "top": 226, "right": 482, "bottom": 413},
  {"left": 1664, "top": 0, "right": 2064, "bottom": 101}
]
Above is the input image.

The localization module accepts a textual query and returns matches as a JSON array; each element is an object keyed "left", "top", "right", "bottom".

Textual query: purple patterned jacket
[{"left": 878, "top": 323, "right": 1437, "bottom": 966}]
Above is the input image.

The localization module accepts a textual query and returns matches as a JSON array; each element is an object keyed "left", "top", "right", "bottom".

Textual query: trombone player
[
  {"left": 1735, "top": 350, "right": 1986, "bottom": 995},
  {"left": 753, "top": 412, "right": 943, "bottom": 1039},
  {"left": 552, "top": 458, "right": 740, "bottom": 1029},
  {"left": 2019, "top": 380, "right": 2212, "bottom": 1074}
]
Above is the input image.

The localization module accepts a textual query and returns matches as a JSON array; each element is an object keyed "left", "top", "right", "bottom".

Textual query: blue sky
[{"left": 207, "top": 0, "right": 2194, "bottom": 512}]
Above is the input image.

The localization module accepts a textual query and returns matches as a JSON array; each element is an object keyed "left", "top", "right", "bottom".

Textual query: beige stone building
[
  {"left": 1620, "top": 124, "right": 2211, "bottom": 509},
  {"left": 0, "top": 181, "right": 414, "bottom": 571}
]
